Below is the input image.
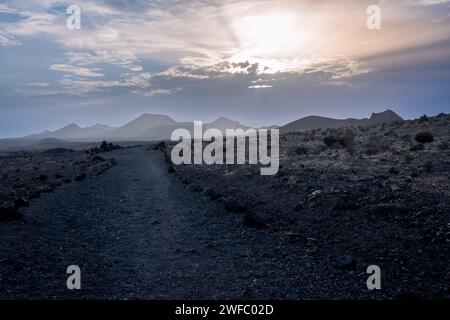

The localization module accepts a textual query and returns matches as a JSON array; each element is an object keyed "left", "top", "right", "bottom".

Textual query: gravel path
[{"left": 0, "top": 147, "right": 376, "bottom": 299}]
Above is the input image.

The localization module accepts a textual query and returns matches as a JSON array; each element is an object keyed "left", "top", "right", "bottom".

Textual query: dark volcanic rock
[
  {"left": 204, "top": 188, "right": 221, "bottom": 200},
  {"left": 0, "top": 207, "right": 24, "bottom": 222},
  {"left": 243, "top": 212, "right": 267, "bottom": 228},
  {"left": 100, "top": 141, "right": 110, "bottom": 152},
  {"left": 333, "top": 196, "right": 358, "bottom": 211},
  {"left": 92, "top": 155, "right": 105, "bottom": 162},
  {"left": 388, "top": 167, "right": 400, "bottom": 175},
  {"left": 75, "top": 173, "right": 87, "bottom": 182},
  {"left": 368, "top": 203, "right": 410, "bottom": 215},
  {"left": 410, "top": 144, "right": 425, "bottom": 151},
  {"left": 42, "top": 148, "right": 73, "bottom": 154},
  {"left": 14, "top": 196, "right": 29, "bottom": 208},
  {"left": 153, "top": 141, "right": 166, "bottom": 151},
  {"left": 224, "top": 199, "right": 248, "bottom": 213},
  {"left": 336, "top": 255, "right": 356, "bottom": 270},
  {"left": 415, "top": 132, "right": 434, "bottom": 144},
  {"left": 422, "top": 161, "right": 434, "bottom": 174}
]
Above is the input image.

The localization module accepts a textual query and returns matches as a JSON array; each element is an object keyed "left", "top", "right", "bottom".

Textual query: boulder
[
  {"left": 75, "top": 173, "right": 87, "bottom": 182},
  {"left": 415, "top": 132, "right": 434, "bottom": 144},
  {"left": 224, "top": 199, "right": 248, "bottom": 213},
  {"left": 243, "top": 212, "right": 267, "bottom": 228},
  {"left": 14, "top": 196, "right": 29, "bottom": 208},
  {"left": 0, "top": 207, "right": 24, "bottom": 222}
]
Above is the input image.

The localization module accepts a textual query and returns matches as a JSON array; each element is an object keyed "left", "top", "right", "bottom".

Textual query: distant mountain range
[
  {"left": 0, "top": 110, "right": 403, "bottom": 149},
  {"left": 280, "top": 110, "right": 403, "bottom": 134},
  {"left": 22, "top": 115, "right": 250, "bottom": 142}
]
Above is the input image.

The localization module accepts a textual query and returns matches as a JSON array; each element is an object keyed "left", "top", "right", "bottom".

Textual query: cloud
[
  {"left": 63, "top": 49, "right": 141, "bottom": 71},
  {"left": 26, "top": 82, "right": 50, "bottom": 87},
  {"left": 0, "top": 32, "right": 19, "bottom": 46},
  {"left": 248, "top": 85, "right": 273, "bottom": 89},
  {"left": 2, "top": 0, "right": 449, "bottom": 98},
  {"left": 405, "top": 0, "right": 450, "bottom": 5},
  {"left": 50, "top": 64, "right": 105, "bottom": 77},
  {"left": 142, "top": 87, "right": 182, "bottom": 97}
]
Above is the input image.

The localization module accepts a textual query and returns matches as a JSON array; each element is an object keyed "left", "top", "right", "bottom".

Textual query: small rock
[
  {"left": 422, "top": 161, "right": 433, "bottom": 174},
  {"left": 437, "top": 141, "right": 449, "bottom": 150},
  {"left": 333, "top": 196, "right": 357, "bottom": 211},
  {"left": 243, "top": 212, "right": 267, "bottom": 228},
  {"left": 336, "top": 255, "right": 356, "bottom": 270},
  {"left": 368, "top": 203, "right": 410, "bottom": 215},
  {"left": 0, "top": 207, "right": 24, "bottom": 222},
  {"left": 224, "top": 199, "right": 247, "bottom": 213},
  {"left": 388, "top": 167, "right": 400, "bottom": 175},
  {"left": 92, "top": 155, "right": 105, "bottom": 162},
  {"left": 14, "top": 196, "right": 29, "bottom": 208},
  {"left": 75, "top": 173, "right": 87, "bottom": 182},
  {"left": 204, "top": 188, "right": 220, "bottom": 200},
  {"left": 288, "top": 176, "right": 299, "bottom": 186},
  {"left": 308, "top": 190, "right": 322, "bottom": 201},
  {"left": 181, "top": 178, "right": 192, "bottom": 185},
  {"left": 12, "top": 182, "right": 25, "bottom": 189},
  {"left": 281, "top": 232, "right": 303, "bottom": 243},
  {"left": 410, "top": 144, "right": 425, "bottom": 151}
]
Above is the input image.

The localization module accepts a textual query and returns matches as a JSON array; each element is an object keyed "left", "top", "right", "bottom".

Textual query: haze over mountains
[{"left": 0, "top": 110, "right": 403, "bottom": 149}]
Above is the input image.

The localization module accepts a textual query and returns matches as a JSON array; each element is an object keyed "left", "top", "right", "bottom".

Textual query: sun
[{"left": 232, "top": 12, "right": 298, "bottom": 57}]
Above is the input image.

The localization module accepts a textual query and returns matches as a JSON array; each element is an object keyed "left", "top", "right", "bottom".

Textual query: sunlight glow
[{"left": 232, "top": 12, "right": 298, "bottom": 57}]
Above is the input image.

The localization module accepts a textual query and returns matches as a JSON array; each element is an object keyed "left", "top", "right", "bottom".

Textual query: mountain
[
  {"left": 137, "top": 122, "right": 194, "bottom": 141},
  {"left": 204, "top": 117, "right": 249, "bottom": 132},
  {"left": 26, "top": 123, "right": 116, "bottom": 141},
  {"left": 0, "top": 110, "right": 404, "bottom": 148},
  {"left": 135, "top": 117, "right": 250, "bottom": 141},
  {"left": 107, "top": 114, "right": 177, "bottom": 140},
  {"left": 21, "top": 114, "right": 176, "bottom": 141},
  {"left": 368, "top": 110, "right": 403, "bottom": 123},
  {"left": 280, "top": 110, "right": 403, "bottom": 133},
  {"left": 44, "top": 123, "right": 82, "bottom": 140}
]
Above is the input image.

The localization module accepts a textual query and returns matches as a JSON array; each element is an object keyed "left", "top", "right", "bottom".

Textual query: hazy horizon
[
  {"left": 1, "top": 0, "right": 450, "bottom": 137},
  {"left": 0, "top": 108, "right": 427, "bottom": 139}
]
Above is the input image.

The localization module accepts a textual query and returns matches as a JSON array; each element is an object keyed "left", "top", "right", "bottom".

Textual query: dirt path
[{"left": 0, "top": 147, "right": 374, "bottom": 299}]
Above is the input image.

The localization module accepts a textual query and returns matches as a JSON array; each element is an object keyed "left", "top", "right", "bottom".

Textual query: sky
[{"left": 0, "top": 0, "right": 450, "bottom": 137}]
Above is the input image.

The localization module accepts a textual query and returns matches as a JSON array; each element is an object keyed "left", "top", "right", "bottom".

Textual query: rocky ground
[
  {"left": 2, "top": 148, "right": 367, "bottom": 300},
  {"left": 0, "top": 143, "right": 118, "bottom": 221},
  {"left": 0, "top": 115, "right": 448, "bottom": 300},
  {"left": 165, "top": 113, "right": 450, "bottom": 299}
]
